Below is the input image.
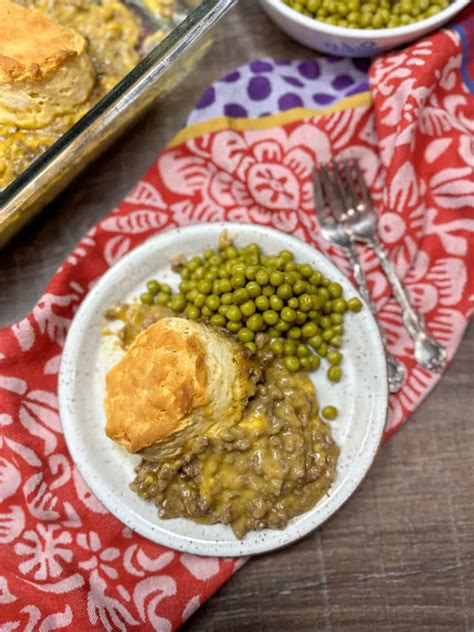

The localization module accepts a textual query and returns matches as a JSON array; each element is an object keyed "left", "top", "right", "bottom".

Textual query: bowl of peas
[{"left": 259, "top": 0, "right": 469, "bottom": 57}]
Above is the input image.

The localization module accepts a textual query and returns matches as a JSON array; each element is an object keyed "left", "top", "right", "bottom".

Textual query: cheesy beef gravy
[{"left": 106, "top": 302, "right": 339, "bottom": 539}]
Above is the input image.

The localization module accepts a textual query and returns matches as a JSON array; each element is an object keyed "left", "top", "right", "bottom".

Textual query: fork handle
[
  {"left": 346, "top": 247, "right": 405, "bottom": 393},
  {"left": 372, "top": 238, "right": 446, "bottom": 373}
]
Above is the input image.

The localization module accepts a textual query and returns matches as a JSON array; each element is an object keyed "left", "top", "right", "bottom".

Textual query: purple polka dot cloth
[{"left": 188, "top": 56, "right": 370, "bottom": 125}]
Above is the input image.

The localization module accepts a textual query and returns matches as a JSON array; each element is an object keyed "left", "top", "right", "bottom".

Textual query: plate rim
[{"left": 58, "top": 222, "right": 388, "bottom": 556}]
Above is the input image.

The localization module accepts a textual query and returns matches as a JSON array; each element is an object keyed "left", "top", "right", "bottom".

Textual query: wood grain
[{"left": 1, "top": 2, "right": 473, "bottom": 630}]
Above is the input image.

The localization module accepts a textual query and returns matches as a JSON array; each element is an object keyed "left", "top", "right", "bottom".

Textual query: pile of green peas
[
  {"left": 282, "top": 0, "right": 450, "bottom": 29},
  {"left": 140, "top": 242, "right": 362, "bottom": 381}
]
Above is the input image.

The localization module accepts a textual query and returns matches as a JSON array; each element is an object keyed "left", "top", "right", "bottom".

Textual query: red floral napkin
[{"left": 1, "top": 8, "right": 473, "bottom": 630}]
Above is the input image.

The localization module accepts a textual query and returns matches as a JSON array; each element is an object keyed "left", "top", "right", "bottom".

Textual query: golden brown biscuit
[
  {"left": 105, "top": 318, "right": 257, "bottom": 461},
  {"left": 0, "top": 0, "right": 95, "bottom": 128}
]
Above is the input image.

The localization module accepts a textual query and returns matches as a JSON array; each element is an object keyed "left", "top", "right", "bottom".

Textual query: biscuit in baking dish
[
  {"left": 0, "top": 0, "right": 95, "bottom": 129},
  {"left": 104, "top": 318, "right": 258, "bottom": 461}
]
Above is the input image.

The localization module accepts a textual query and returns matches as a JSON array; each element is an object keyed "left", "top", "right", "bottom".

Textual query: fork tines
[{"left": 313, "top": 159, "right": 370, "bottom": 219}]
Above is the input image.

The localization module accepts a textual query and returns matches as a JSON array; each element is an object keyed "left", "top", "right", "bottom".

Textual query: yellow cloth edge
[{"left": 167, "top": 91, "right": 373, "bottom": 148}]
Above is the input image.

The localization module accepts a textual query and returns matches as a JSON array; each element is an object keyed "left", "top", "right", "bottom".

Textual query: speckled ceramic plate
[{"left": 59, "top": 223, "right": 388, "bottom": 556}]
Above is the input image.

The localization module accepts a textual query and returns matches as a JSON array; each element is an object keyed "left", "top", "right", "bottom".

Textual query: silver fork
[
  {"left": 321, "top": 159, "right": 446, "bottom": 374},
  {"left": 313, "top": 167, "right": 406, "bottom": 393}
]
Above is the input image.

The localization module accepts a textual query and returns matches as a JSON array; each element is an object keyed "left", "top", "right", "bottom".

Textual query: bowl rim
[{"left": 261, "top": 0, "right": 470, "bottom": 40}]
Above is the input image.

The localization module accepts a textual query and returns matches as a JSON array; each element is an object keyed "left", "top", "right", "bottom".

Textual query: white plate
[{"left": 59, "top": 223, "right": 388, "bottom": 557}]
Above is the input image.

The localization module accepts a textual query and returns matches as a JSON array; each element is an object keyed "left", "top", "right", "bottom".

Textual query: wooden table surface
[{"left": 1, "top": 2, "right": 472, "bottom": 630}]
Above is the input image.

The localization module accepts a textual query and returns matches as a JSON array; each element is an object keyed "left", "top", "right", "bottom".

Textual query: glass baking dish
[{"left": 0, "top": 0, "right": 236, "bottom": 248}]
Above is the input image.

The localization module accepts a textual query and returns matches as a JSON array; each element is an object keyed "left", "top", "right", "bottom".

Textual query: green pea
[
  {"left": 318, "top": 287, "right": 330, "bottom": 302},
  {"left": 155, "top": 292, "right": 170, "bottom": 306},
  {"left": 255, "top": 295, "right": 270, "bottom": 311},
  {"left": 296, "top": 343, "right": 311, "bottom": 358},
  {"left": 308, "top": 310, "right": 319, "bottom": 321},
  {"left": 186, "top": 289, "right": 198, "bottom": 302},
  {"left": 308, "top": 334, "right": 323, "bottom": 350},
  {"left": 284, "top": 261, "right": 298, "bottom": 272},
  {"left": 146, "top": 279, "right": 160, "bottom": 294},
  {"left": 227, "top": 305, "right": 242, "bottom": 322},
  {"left": 328, "top": 282, "right": 343, "bottom": 298},
  {"left": 140, "top": 292, "right": 154, "bottom": 305},
  {"left": 210, "top": 314, "right": 226, "bottom": 327},
  {"left": 233, "top": 288, "right": 250, "bottom": 304},
  {"left": 205, "top": 269, "right": 218, "bottom": 282},
  {"left": 281, "top": 307, "right": 297, "bottom": 323},
  {"left": 288, "top": 327, "right": 302, "bottom": 340},
  {"left": 212, "top": 280, "right": 222, "bottom": 295},
  {"left": 332, "top": 298, "right": 347, "bottom": 314},
  {"left": 300, "top": 357, "right": 312, "bottom": 371},
  {"left": 327, "top": 350, "right": 342, "bottom": 365},
  {"left": 201, "top": 306, "right": 212, "bottom": 317},
  {"left": 246, "top": 281, "right": 261, "bottom": 298},
  {"left": 322, "top": 328, "right": 335, "bottom": 341},
  {"left": 218, "top": 305, "right": 229, "bottom": 316},
  {"left": 330, "top": 335, "right": 343, "bottom": 348},
  {"left": 170, "top": 296, "right": 186, "bottom": 312},
  {"left": 320, "top": 316, "right": 332, "bottom": 329},
  {"left": 321, "top": 277, "right": 331, "bottom": 287},
  {"left": 247, "top": 314, "right": 264, "bottom": 332},
  {"left": 327, "top": 365, "right": 342, "bottom": 382},
  {"left": 226, "top": 321, "right": 242, "bottom": 333},
  {"left": 266, "top": 327, "right": 279, "bottom": 339},
  {"left": 285, "top": 271, "right": 299, "bottom": 286},
  {"left": 333, "top": 324, "right": 344, "bottom": 335},
  {"left": 269, "top": 271, "right": 284, "bottom": 287},
  {"left": 283, "top": 340, "right": 296, "bottom": 355},
  {"left": 269, "top": 295, "right": 284, "bottom": 311},
  {"left": 317, "top": 342, "right": 328, "bottom": 357},
  {"left": 310, "top": 354, "right": 321, "bottom": 371},
  {"left": 348, "top": 297, "right": 363, "bottom": 312},
  {"left": 197, "top": 280, "right": 212, "bottom": 294},
  {"left": 298, "top": 294, "right": 313, "bottom": 312},
  {"left": 311, "top": 295, "right": 325, "bottom": 310},
  {"left": 331, "top": 313, "right": 343, "bottom": 325},
  {"left": 269, "top": 339, "right": 284, "bottom": 355},
  {"left": 179, "top": 280, "right": 190, "bottom": 293},
  {"left": 221, "top": 292, "right": 233, "bottom": 305},
  {"left": 245, "top": 341, "right": 257, "bottom": 354},
  {"left": 288, "top": 297, "right": 299, "bottom": 309},
  {"left": 263, "top": 310, "right": 279, "bottom": 326},
  {"left": 299, "top": 263, "right": 313, "bottom": 278},
  {"left": 322, "top": 405, "right": 338, "bottom": 420},
  {"left": 204, "top": 249, "right": 214, "bottom": 260},
  {"left": 206, "top": 295, "right": 220, "bottom": 311},
  {"left": 180, "top": 268, "right": 190, "bottom": 280},
  {"left": 275, "top": 320, "right": 290, "bottom": 333},
  {"left": 279, "top": 249, "right": 293, "bottom": 262},
  {"left": 224, "top": 246, "right": 238, "bottom": 260},
  {"left": 194, "top": 293, "right": 206, "bottom": 308},
  {"left": 238, "top": 327, "right": 255, "bottom": 343},
  {"left": 284, "top": 356, "right": 300, "bottom": 372},
  {"left": 263, "top": 285, "right": 275, "bottom": 297},
  {"left": 241, "top": 301, "right": 256, "bottom": 317},
  {"left": 218, "top": 278, "right": 231, "bottom": 294},
  {"left": 293, "top": 280, "right": 307, "bottom": 295},
  {"left": 232, "top": 274, "right": 246, "bottom": 289},
  {"left": 295, "top": 311, "right": 307, "bottom": 325},
  {"left": 277, "top": 284, "right": 293, "bottom": 300},
  {"left": 256, "top": 270, "right": 269, "bottom": 286},
  {"left": 310, "top": 271, "right": 322, "bottom": 286},
  {"left": 186, "top": 305, "right": 200, "bottom": 320},
  {"left": 302, "top": 322, "right": 318, "bottom": 338},
  {"left": 187, "top": 258, "right": 201, "bottom": 272}
]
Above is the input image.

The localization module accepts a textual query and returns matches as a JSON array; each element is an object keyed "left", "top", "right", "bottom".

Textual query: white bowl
[{"left": 260, "top": 0, "right": 470, "bottom": 57}]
